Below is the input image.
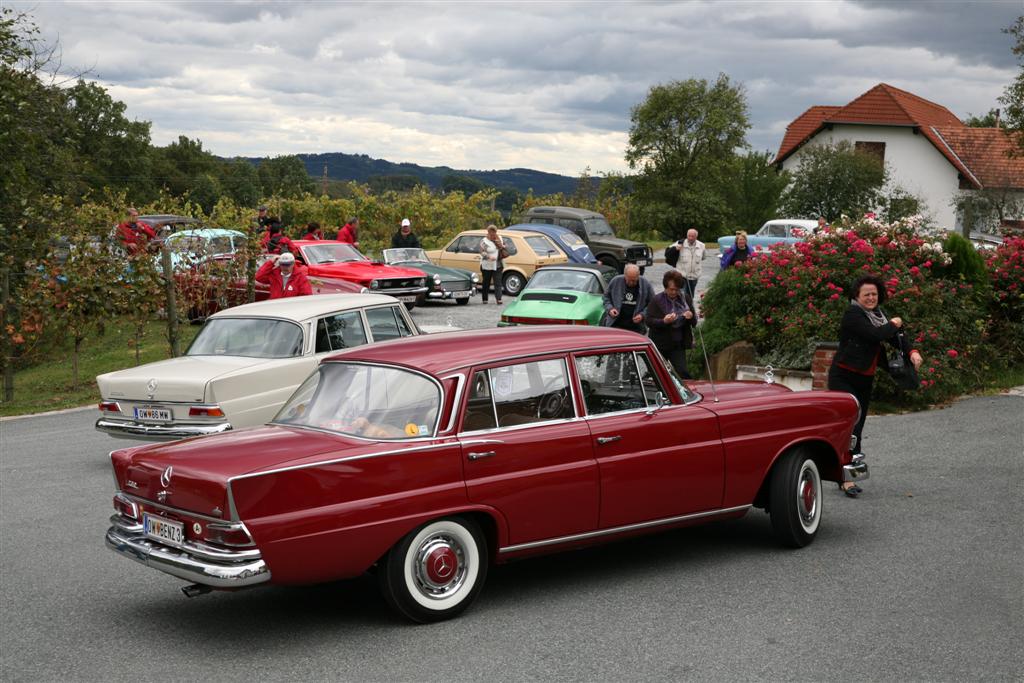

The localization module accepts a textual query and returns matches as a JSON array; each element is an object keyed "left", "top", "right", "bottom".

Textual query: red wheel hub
[
  {"left": 424, "top": 545, "right": 459, "bottom": 585},
  {"left": 801, "top": 479, "right": 816, "bottom": 514}
]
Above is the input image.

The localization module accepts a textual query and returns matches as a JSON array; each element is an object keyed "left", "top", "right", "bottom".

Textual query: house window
[{"left": 855, "top": 141, "right": 886, "bottom": 167}]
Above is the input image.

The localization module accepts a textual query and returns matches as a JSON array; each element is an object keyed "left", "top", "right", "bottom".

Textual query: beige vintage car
[
  {"left": 426, "top": 228, "right": 567, "bottom": 297},
  {"left": 95, "top": 294, "right": 423, "bottom": 441}
]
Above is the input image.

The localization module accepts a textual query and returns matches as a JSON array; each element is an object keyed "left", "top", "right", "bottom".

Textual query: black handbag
[{"left": 886, "top": 330, "right": 920, "bottom": 391}]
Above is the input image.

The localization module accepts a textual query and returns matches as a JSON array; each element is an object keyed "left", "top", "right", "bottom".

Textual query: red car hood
[
  {"left": 111, "top": 425, "right": 384, "bottom": 518},
  {"left": 688, "top": 380, "right": 792, "bottom": 402},
  {"left": 306, "top": 261, "right": 425, "bottom": 283}
]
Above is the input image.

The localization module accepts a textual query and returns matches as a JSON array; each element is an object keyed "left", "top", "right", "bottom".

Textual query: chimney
[{"left": 995, "top": 108, "right": 1001, "bottom": 129}]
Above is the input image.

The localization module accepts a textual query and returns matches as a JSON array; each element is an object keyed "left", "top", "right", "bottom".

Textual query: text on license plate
[
  {"left": 397, "top": 295, "right": 417, "bottom": 302},
  {"left": 451, "top": 291, "right": 471, "bottom": 298},
  {"left": 135, "top": 406, "right": 172, "bottom": 422},
  {"left": 144, "top": 514, "right": 185, "bottom": 547},
  {"left": 635, "top": 259, "right": 651, "bottom": 266}
]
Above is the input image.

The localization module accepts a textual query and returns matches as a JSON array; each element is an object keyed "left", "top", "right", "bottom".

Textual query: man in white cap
[
  {"left": 391, "top": 218, "right": 421, "bottom": 249},
  {"left": 254, "top": 252, "right": 312, "bottom": 299}
]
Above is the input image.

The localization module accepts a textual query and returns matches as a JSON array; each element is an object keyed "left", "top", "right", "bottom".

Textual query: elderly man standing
[
  {"left": 666, "top": 228, "right": 705, "bottom": 304},
  {"left": 255, "top": 252, "right": 312, "bottom": 299},
  {"left": 601, "top": 263, "right": 654, "bottom": 333}
]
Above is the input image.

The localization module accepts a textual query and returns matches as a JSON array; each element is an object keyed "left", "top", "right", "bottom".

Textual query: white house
[{"left": 773, "top": 83, "right": 1024, "bottom": 231}]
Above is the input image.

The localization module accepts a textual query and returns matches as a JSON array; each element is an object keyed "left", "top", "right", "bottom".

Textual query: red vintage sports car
[
  {"left": 105, "top": 327, "right": 865, "bottom": 622},
  {"left": 291, "top": 240, "right": 429, "bottom": 308}
]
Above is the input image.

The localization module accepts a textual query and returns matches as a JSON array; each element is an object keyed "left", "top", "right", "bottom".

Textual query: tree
[
  {"left": 258, "top": 155, "right": 316, "bottom": 197},
  {"left": 625, "top": 74, "right": 750, "bottom": 238},
  {"left": 1000, "top": 16, "right": 1024, "bottom": 153},
  {"left": 722, "top": 151, "right": 790, "bottom": 233},
  {"left": 441, "top": 174, "right": 487, "bottom": 195},
  {"left": 964, "top": 108, "right": 1000, "bottom": 127},
  {"left": 781, "top": 141, "right": 886, "bottom": 221}
]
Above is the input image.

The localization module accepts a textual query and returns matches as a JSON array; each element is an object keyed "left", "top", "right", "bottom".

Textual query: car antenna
[{"left": 692, "top": 309, "right": 719, "bottom": 403}]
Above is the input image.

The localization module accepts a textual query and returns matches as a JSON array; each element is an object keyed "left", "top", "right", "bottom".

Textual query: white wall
[{"left": 782, "top": 124, "right": 962, "bottom": 229}]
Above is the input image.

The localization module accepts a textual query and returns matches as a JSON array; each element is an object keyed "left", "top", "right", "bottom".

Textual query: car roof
[
  {"left": 452, "top": 228, "right": 551, "bottom": 239},
  {"left": 208, "top": 293, "right": 401, "bottom": 322},
  {"left": 763, "top": 219, "right": 818, "bottom": 228},
  {"left": 166, "top": 228, "right": 246, "bottom": 239},
  {"left": 535, "top": 263, "right": 605, "bottom": 275},
  {"left": 507, "top": 223, "right": 575, "bottom": 237},
  {"left": 524, "top": 206, "right": 604, "bottom": 219},
  {"left": 139, "top": 214, "right": 200, "bottom": 224},
  {"left": 327, "top": 326, "right": 649, "bottom": 375}
]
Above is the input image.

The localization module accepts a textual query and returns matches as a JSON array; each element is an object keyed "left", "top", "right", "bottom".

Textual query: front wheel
[
  {"left": 502, "top": 271, "right": 526, "bottom": 297},
  {"left": 378, "top": 517, "right": 488, "bottom": 623},
  {"left": 769, "top": 449, "right": 822, "bottom": 548}
]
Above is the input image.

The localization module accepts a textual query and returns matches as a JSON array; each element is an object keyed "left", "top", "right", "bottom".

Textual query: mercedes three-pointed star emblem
[{"left": 160, "top": 465, "right": 173, "bottom": 488}]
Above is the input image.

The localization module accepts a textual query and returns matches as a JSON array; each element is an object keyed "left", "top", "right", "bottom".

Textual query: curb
[{"left": 0, "top": 404, "right": 95, "bottom": 422}]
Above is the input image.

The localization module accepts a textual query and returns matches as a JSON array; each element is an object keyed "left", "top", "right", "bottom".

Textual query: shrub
[{"left": 983, "top": 235, "right": 1024, "bottom": 361}]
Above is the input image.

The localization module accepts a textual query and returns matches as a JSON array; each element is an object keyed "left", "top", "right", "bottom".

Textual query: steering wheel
[{"left": 535, "top": 379, "right": 568, "bottom": 419}]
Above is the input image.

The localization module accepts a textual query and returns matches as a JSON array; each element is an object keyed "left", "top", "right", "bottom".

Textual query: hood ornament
[
  {"left": 146, "top": 378, "right": 158, "bottom": 398},
  {"left": 160, "top": 466, "right": 173, "bottom": 488},
  {"left": 763, "top": 365, "right": 775, "bottom": 385}
]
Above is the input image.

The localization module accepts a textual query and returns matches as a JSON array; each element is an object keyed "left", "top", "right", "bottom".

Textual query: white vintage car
[{"left": 95, "top": 294, "right": 423, "bottom": 441}]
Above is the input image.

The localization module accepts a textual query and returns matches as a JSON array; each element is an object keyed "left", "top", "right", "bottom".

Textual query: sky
[{"left": 15, "top": 0, "right": 1021, "bottom": 176}]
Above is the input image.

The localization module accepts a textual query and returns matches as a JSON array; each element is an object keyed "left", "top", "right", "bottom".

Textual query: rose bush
[{"left": 699, "top": 215, "right": 1020, "bottom": 405}]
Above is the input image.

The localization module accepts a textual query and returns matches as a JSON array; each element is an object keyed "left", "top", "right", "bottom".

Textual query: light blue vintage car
[
  {"left": 162, "top": 228, "right": 248, "bottom": 270},
  {"left": 718, "top": 219, "right": 820, "bottom": 254}
]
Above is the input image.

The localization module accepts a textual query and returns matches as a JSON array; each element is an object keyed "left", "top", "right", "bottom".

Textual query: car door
[
  {"left": 460, "top": 356, "right": 599, "bottom": 546},
  {"left": 575, "top": 349, "right": 724, "bottom": 529},
  {"left": 437, "top": 234, "right": 484, "bottom": 273}
]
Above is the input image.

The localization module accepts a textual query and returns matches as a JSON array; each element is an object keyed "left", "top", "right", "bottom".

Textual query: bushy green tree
[
  {"left": 781, "top": 141, "right": 886, "bottom": 221},
  {"left": 1000, "top": 16, "right": 1024, "bottom": 153},
  {"left": 258, "top": 155, "right": 316, "bottom": 197},
  {"left": 625, "top": 74, "right": 750, "bottom": 238},
  {"left": 722, "top": 151, "right": 790, "bottom": 235}
]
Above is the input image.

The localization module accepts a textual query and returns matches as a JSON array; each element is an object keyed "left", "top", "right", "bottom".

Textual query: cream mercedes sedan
[{"left": 96, "top": 294, "right": 423, "bottom": 441}]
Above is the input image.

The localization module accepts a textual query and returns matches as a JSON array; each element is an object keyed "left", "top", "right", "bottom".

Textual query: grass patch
[{"left": 1, "top": 320, "right": 200, "bottom": 417}]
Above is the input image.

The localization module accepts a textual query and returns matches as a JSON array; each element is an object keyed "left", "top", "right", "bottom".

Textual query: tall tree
[
  {"left": 1001, "top": 16, "right": 1024, "bottom": 152},
  {"left": 625, "top": 73, "right": 750, "bottom": 238},
  {"left": 963, "top": 108, "right": 1000, "bottom": 127},
  {"left": 781, "top": 141, "right": 886, "bottom": 221},
  {"left": 723, "top": 151, "right": 790, "bottom": 233},
  {"left": 258, "top": 155, "right": 316, "bottom": 198}
]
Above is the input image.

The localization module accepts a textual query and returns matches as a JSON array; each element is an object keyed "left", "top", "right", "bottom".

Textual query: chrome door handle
[
  {"left": 468, "top": 451, "right": 496, "bottom": 461},
  {"left": 596, "top": 436, "right": 622, "bottom": 445}
]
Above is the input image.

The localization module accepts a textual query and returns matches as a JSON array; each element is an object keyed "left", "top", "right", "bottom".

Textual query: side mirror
[{"left": 645, "top": 391, "right": 669, "bottom": 415}]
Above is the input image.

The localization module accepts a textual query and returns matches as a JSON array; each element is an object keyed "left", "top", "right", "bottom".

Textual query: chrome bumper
[
  {"left": 843, "top": 453, "right": 870, "bottom": 482},
  {"left": 427, "top": 287, "right": 477, "bottom": 299},
  {"left": 376, "top": 285, "right": 429, "bottom": 297},
  {"left": 96, "top": 417, "right": 232, "bottom": 441},
  {"left": 105, "top": 516, "right": 270, "bottom": 589}
]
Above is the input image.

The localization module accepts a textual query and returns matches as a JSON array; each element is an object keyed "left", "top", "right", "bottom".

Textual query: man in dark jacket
[
  {"left": 260, "top": 219, "right": 294, "bottom": 254},
  {"left": 601, "top": 264, "right": 654, "bottom": 332},
  {"left": 391, "top": 218, "right": 421, "bottom": 248}
]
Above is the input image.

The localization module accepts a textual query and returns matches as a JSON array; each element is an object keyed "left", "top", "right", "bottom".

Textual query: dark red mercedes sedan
[{"left": 105, "top": 327, "right": 865, "bottom": 622}]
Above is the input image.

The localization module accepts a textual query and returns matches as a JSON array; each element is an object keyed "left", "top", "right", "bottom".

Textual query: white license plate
[
  {"left": 144, "top": 514, "right": 185, "bottom": 548},
  {"left": 635, "top": 259, "right": 651, "bottom": 266},
  {"left": 135, "top": 406, "right": 172, "bottom": 422},
  {"left": 397, "top": 295, "right": 417, "bottom": 303},
  {"left": 451, "top": 290, "right": 471, "bottom": 298}
]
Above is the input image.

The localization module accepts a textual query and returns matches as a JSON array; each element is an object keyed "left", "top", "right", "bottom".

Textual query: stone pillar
[{"left": 812, "top": 341, "right": 839, "bottom": 390}]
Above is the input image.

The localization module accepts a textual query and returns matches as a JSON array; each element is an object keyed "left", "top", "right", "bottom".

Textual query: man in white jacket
[{"left": 665, "top": 229, "right": 705, "bottom": 304}]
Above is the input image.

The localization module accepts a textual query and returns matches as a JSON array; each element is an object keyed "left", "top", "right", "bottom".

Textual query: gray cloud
[{"left": 14, "top": 0, "right": 1018, "bottom": 174}]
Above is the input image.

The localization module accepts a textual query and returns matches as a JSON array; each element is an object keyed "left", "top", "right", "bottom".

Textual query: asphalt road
[{"left": 2, "top": 257, "right": 1022, "bottom": 681}]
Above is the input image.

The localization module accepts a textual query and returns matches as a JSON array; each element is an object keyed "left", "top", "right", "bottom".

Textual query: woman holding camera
[{"left": 828, "top": 275, "right": 923, "bottom": 497}]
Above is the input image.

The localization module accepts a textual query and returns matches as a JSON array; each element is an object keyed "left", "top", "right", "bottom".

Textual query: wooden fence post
[{"left": 160, "top": 247, "right": 181, "bottom": 357}]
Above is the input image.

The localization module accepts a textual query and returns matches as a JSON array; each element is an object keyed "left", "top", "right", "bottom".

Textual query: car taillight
[
  {"left": 204, "top": 521, "right": 255, "bottom": 547},
  {"left": 189, "top": 405, "right": 225, "bottom": 417},
  {"left": 98, "top": 400, "right": 121, "bottom": 413},
  {"left": 504, "top": 316, "right": 586, "bottom": 325},
  {"left": 113, "top": 492, "right": 139, "bottom": 520}
]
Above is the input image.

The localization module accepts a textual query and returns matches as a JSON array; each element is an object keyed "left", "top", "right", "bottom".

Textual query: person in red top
[
  {"left": 255, "top": 252, "right": 312, "bottom": 299},
  {"left": 115, "top": 208, "right": 157, "bottom": 254},
  {"left": 336, "top": 217, "right": 359, "bottom": 248},
  {"left": 302, "top": 222, "right": 323, "bottom": 240},
  {"left": 260, "top": 219, "right": 294, "bottom": 254}
]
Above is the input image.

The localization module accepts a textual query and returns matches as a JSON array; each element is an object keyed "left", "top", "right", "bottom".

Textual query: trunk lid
[{"left": 97, "top": 355, "right": 278, "bottom": 402}]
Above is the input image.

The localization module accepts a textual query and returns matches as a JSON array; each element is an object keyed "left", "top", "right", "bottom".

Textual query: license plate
[
  {"left": 144, "top": 514, "right": 185, "bottom": 548},
  {"left": 135, "top": 406, "right": 172, "bottom": 422},
  {"left": 451, "top": 290, "right": 471, "bottom": 298},
  {"left": 397, "top": 295, "right": 416, "bottom": 303},
  {"left": 635, "top": 259, "right": 651, "bottom": 266}
]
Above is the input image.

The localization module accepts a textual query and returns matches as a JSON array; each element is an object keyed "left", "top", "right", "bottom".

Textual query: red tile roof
[
  {"left": 773, "top": 84, "right": 982, "bottom": 185},
  {"left": 932, "top": 127, "right": 1024, "bottom": 190}
]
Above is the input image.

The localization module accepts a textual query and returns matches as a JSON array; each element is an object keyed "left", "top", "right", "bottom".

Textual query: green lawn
[{"left": 1, "top": 320, "right": 200, "bottom": 417}]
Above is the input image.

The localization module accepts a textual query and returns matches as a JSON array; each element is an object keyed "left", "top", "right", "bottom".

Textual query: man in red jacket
[
  {"left": 336, "top": 217, "right": 359, "bottom": 248},
  {"left": 255, "top": 252, "right": 312, "bottom": 299},
  {"left": 116, "top": 208, "right": 157, "bottom": 254}
]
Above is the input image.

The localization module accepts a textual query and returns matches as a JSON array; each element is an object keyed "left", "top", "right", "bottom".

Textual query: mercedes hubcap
[
  {"left": 798, "top": 469, "right": 817, "bottom": 525},
  {"left": 414, "top": 534, "right": 467, "bottom": 598}
]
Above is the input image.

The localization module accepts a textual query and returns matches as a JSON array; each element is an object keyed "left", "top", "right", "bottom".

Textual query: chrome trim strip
[
  {"left": 441, "top": 372, "right": 465, "bottom": 433},
  {"left": 121, "top": 492, "right": 230, "bottom": 524},
  {"left": 105, "top": 518, "right": 269, "bottom": 589},
  {"left": 110, "top": 515, "right": 261, "bottom": 562},
  {"left": 96, "top": 418, "right": 232, "bottom": 441},
  {"left": 457, "top": 415, "right": 586, "bottom": 437},
  {"left": 444, "top": 342, "right": 653, "bottom": 374},
  {"left": 498, "top": 505, "right": 752, "bottom": 553}
]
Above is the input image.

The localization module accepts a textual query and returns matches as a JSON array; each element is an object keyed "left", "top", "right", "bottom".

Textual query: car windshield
[
  {"left": 527, "top": 269, "right": 602, "bottom": 294},
  {"left": 187, "top": 318, "right": 304, "bottom": 358},
  {"left": 274, "top": 362, "right": 441, "bottom": 440},
  {"left": 383, "top": 248, "right": 428, "bottom": 264},
  {"left": 524, "top": 235, "right": 560, "bottom": 256},
  {"left": 302, "top": 243, "right": 364, "bottom": 264},
  {"left": 583, "top": 217, "right": 614, "bottom": 236},
  {"left": 559, "top": 233, "right": 587, "bottom": 249}
]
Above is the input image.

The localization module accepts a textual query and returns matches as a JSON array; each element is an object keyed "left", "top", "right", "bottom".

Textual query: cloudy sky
[{"left": 16, "top": 0, "right": 1021, "bottom": 175}]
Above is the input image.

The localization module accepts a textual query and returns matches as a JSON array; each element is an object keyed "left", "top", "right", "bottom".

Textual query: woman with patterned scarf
[{"left": 828, "top": 275, "right": 923, "bottom": 497}]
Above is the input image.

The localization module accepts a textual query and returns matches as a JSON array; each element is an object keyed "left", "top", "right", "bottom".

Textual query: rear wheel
[
  {"left": 769, "top": 449, "right": 822, "bottom": 548},
  {"left": 502, "top": 271, "right": 526, "bottom": 297},
  {"left": 378, "top": 517, "right": 488, "bottom": 623}
]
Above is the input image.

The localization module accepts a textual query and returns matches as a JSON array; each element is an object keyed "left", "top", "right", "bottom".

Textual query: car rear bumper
[
  {"left": 96, "top": 417, "right": 233, "bottom": 441},
  {"left": 105, "top": 516, "right": 270, "bottom": 589},
  {"left": 843, "top": 453, "right": 869, "bottom": 482}
]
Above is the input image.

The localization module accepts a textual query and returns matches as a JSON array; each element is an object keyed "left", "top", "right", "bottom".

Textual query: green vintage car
[
  {"left": 498, "top": 264, "right": 616, "bottom": 327},
  {"left": 382, "top": 248, "right": 480, "bottom": 305}
]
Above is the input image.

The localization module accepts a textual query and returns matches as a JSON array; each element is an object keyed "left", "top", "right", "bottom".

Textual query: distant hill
[{"left": 245, "top": 152, "right": 581, "bottom": 196}]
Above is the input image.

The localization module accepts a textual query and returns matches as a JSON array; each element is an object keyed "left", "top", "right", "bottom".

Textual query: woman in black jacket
[
  {"left": 828, "top": 275, "right": 922, "bottom": 497},
  {"left": 645, "top": 270, "right": 696, "bottom": 378}
]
